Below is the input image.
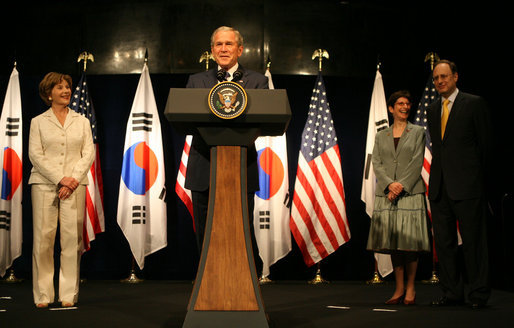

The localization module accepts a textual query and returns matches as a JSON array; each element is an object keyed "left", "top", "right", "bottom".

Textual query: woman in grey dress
[{"left": 367, "top": 90, "right": 430, "bottom": 305}]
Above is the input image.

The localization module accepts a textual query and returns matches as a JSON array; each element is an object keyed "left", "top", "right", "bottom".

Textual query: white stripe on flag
[{"left": 175, "top": 135, "right": 194, "bottom": 223}]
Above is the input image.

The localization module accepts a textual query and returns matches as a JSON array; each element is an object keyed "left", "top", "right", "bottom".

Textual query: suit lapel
[
  {"left": 395, "top": 122, "right": 413, "bottom": 156},
  {"left": 44, "top": 108, "right": 78, "bottom": 130},
  {"left": 383, "top": 126, "right": 396, "bottom": 158},
  {"left": 43, "top": 109, "right": 64, "bottom": 130},
  {"left": 236, "top": 65, "right": 247, "bottom": 87},
  {"left": 63, "top": 110, "right": 79, "bottom": 130},
  {"left": 207, "top": 69, "right": 218, "bottom": 87}
]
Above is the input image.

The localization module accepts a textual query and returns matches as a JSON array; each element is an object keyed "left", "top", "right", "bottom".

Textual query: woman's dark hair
[
  {"left": 387, "top": 90, "right": 412, "bottom": 108},
  {"left": 39, "top": 72, "right": 72, "bottom": 106}
]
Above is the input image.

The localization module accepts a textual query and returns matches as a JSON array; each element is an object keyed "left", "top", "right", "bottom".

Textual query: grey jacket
[{"left": 372, "top": 122, "right": 426, "bottom": 196}]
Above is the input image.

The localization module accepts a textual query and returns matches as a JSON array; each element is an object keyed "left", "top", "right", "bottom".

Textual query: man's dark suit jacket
[
  {"left": 426, "top": 91, "right": 493, "bottom": 201},
  {"left": 184, "top": 65, "right": 269, "bottom": 192}
]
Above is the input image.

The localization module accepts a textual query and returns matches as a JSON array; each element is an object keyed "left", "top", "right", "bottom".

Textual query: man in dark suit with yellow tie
[
  {"left": 427, "top": 59, "right": 493, "bottom": 309},
  {"left": 185, "top": 26, "right": 268, "bottom": 260}
]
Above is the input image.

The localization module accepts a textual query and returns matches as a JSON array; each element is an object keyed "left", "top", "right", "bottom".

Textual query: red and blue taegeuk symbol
[
  {"left": 255, "top": 147, "right": 284, "bottom": 200},
  {"left": 121, "top": 141, "right": 158, "bottom": 195},
  {"left": 1, "top": 147, "right": 23, "bottom": 200}
]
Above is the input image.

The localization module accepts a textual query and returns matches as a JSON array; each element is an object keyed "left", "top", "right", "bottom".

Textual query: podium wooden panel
[
  {"left": 165, "top": 87, "right": 291, "bottom": 328},
  {"left": 182, "top": 146, "right": 268, "bottom": 327},
  {"left": 194, "top": 146, "right": 258, "bottom": 311}
]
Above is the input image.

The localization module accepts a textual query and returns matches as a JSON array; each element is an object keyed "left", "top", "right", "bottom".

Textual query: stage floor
[{"left": 1, "top": 280, "right": 513, "bottom": 327}]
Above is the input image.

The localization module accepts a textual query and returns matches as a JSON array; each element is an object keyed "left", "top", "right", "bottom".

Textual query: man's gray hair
[{"left": 210, "top": 26, "right": 244, "bottom": 47}]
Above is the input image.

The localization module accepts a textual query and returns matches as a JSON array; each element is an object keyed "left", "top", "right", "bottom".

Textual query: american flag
[
  {"left": 175, "top": 135, "right": 194, "bottom": 226},
  {"left": 413, "top": 75, "right": 436, "bottom": 193},
  {"left": 70, "top": 72, "right": 105, "bottom": 251},
  {"left": 290, "top": 72, "right": 350, "bottom": 267}
]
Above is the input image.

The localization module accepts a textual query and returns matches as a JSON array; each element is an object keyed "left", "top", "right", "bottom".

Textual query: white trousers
[{"left": 31, "top": 184, "right": 86, "bottom": 304}]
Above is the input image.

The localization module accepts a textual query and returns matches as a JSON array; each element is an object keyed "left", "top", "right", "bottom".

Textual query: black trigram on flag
[
  {"left": 5, "top": 117, "right": 20, "bottom": 136},
  {"left": 132, "top": 113, "right": 153, "bottom": 132},
  {"left": 364, "top": 118, "right": 389, "bottom": 179},
  {"left": 375, "top": 118, "right": 388, "bottom": 132},
  {"left": 132, "top": 205, "right": 146, "bottom": 224},
  {"left": 0, "top": 210, "right": 11, "bottom": 231},
  {"left": 259, "top": 211, "right": 270, "bottom": 230}
]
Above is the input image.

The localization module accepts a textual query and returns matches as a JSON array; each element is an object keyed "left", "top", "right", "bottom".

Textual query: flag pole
[
  {"left": 76, "top": 51, "right": 96, "bottom": 284},
  {"left": 2, "top": 61, "right": 22, "bottom": 284},
  {"left": 361, "top": 59, "right": 390, "bottom": 285},
  {"left": 258, "top": 57, "right": 275, "bottom": 286},
  {"left": 199, "top": 51, "right": 214, "bottom": 71},
  {"left": 306, "top": 50, "right": 330, "bottom": 285},
  {"left": 420, "top": 52, "right": 440, "bottom": 285},
  {"left": 121, "top": 51, "right": 148, "bottom": 284}
]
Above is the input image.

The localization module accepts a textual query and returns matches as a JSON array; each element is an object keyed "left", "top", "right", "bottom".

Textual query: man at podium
[{"left": 184, "top": 26, "right": 268, "bottom": 269}]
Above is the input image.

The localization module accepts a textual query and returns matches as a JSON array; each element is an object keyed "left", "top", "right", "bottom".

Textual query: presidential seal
[{"left": 208, "top": 81, "right": 248, "bottom": 119}]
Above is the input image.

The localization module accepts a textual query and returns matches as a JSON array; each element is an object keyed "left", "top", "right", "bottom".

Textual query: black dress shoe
[{"left": 430, "top": 296, "right": 464, "bottom": 307}]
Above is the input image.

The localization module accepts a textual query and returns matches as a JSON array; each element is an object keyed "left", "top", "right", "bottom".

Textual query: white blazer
[{"left": 28, "top": 108, "right": 95, "bottom": 186}]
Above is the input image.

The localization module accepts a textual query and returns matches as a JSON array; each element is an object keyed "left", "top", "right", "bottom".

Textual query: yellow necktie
[{"left": 441, "top": 99, "right": 450, "bottom": 139}]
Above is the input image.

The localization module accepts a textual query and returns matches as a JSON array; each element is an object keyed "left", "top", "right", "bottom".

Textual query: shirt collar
[
  {"left": 443, "top": 88, "right": 459, "bottom": 104},
  {"left": 218, "top": 63, "right": 239, "bottom": 79}
]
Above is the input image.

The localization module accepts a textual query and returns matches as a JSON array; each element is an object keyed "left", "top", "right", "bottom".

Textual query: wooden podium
[{"left": 165, "top": 88, "right": 291, "bottom": 328}]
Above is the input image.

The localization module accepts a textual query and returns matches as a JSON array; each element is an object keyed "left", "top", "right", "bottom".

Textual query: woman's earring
[{"left": 48, "top": 97, "right": 52, "bottom": 101}]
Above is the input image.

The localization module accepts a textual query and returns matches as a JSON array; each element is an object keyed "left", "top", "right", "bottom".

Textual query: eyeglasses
[
  {"left": 395, "top": 101, "right": 411, "bottom": 106},
  {"left": 433, "top": 73, "right": 453, "bottom": 82}
]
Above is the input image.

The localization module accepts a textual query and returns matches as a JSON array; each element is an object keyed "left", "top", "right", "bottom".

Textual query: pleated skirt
[{"left": 367, "top": 193, "right": 430, "bottom": 253}]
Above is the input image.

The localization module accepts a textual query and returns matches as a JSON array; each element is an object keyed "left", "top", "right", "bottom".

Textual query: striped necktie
[{"left": 441, "top": 99, "right": 450, "bottom": 139}]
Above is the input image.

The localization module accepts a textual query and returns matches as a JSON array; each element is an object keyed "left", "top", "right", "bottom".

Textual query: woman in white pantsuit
[{"left": 29, "top": 72, "right": 94, "bottom": 308}]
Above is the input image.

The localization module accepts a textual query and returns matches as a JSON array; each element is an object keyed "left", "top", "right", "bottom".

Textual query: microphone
[
  {"left": 232, "top": 70, "right": 243, "bottom": 82},
  {"left": 216, "top": 69, "right": 227, "bottom": 82}
]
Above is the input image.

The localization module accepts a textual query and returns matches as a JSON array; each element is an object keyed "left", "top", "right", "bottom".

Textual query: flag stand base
[
  {"left": 121, "top": 269, "right": 143, "bottom": 284},
  {"left": 422, "top": 271, "right": 439, "bottom": 284},
  {"left": 366, "top": 271, "right": 385, "bottom": 284},
  {"left": 2, "top": 269, "right": 22, "bottom": 283},
  {"left": 308, "top": 266, "right": 329, "bottom": 284},
  {"left": 259, "top": 275, "right": 273, "bottom": 285}
]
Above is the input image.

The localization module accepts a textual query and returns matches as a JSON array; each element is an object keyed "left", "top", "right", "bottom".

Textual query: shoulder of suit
[
  {"left": 407, "top": 122, "right": 424, "bottom": 132},
  {"left": 457, "top": 91, "right": 484, "bottom": 102},
  {"left": 31, "top": 109, "right": 51, "bottom": 121},
  {"left": 244, "top": 68, "right": 266, "bottom": 78},
  {"left": 189, "top": 70, "right": 212, "bottom": 79}
]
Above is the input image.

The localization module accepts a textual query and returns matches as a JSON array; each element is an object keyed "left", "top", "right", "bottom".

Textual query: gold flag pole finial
[
  {"left": 199, "top": 51, "right": 214, "bottom": 71},
  {"left": 266, "top": 55, "right": 272, "bottom": 69},
  {"left": 312, "top": 49, "right": 329, "bottom": 72},
  {"left": 424, "top": 52, "right": 440, "bottom": 71},
  {"left": 77, "top": 51, "right": 94, "bottom": 72},
  {"left": 144, "top": 48, "right": 149, "bottom": 64}
]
